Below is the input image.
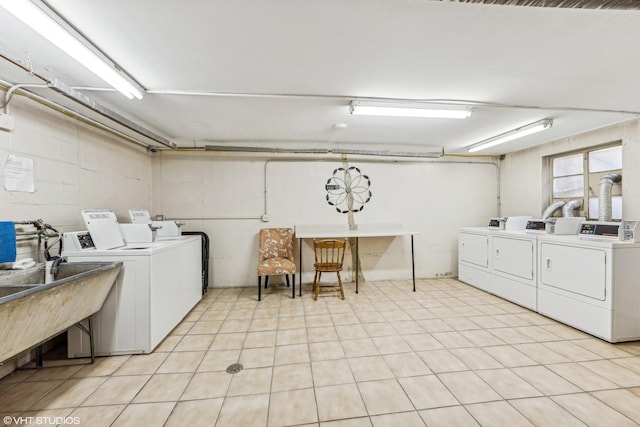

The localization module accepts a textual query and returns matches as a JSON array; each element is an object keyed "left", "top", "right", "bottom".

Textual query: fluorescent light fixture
[
  {"left": 350, "top": 100, "right": 472, "bottom": 119},
  {"left": 467, "top": 118, "right": 553, "bottom": 153},
  {"left": 0, "top": 0, "right": 143, "bottom": 100}
]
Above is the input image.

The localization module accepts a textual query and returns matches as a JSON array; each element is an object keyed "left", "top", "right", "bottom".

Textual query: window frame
[{"left": 548, "top": 142, "right": 622, "bottom": 220}]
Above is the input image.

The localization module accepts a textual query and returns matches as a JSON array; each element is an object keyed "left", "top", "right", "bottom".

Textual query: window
[{"left": 550, "top": 143, "right": 622, "bottom": 220}]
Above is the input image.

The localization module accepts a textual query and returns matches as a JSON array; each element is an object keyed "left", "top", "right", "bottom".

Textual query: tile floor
[{"left": 1, "top": 278, "right": 640, "bottom": 426}]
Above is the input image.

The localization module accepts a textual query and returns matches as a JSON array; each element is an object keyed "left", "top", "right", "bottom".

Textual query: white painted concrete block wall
[
  {"left": 152, "top": 154, "right": 499, "bottom": 288},
  {"left": 0, "top": 98, "right": 152, "bottom": 261}
]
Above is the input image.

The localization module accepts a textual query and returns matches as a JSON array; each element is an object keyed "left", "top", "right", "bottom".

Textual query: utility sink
[{"left": 0, "top": 261, "right": 122, "bottom": 364}]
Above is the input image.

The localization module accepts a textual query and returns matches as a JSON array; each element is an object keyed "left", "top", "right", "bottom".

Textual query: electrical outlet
[
  {"left": 0, "top": 113, "right": 15, "bottom": 132},
  {"left": 261, "top": 214, "right": 270, "bottom": 222}
]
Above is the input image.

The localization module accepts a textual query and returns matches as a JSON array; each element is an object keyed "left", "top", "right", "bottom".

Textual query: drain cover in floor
[{"left": 226, "top": 363, "right": 243, "bottom": 374}]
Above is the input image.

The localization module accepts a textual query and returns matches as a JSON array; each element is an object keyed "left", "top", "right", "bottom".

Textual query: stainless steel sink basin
[{"left": 0, "top": 261, "right": 122, "bottom": 364}]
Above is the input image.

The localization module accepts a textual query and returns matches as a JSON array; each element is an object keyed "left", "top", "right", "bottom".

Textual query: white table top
[{"left": 295, "top": 223, "right": 417, "bottom": 238}]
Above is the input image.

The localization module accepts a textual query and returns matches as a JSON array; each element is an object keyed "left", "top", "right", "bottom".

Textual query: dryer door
[{"left": 539, "top": 242, "right": 607, "bottom": 301}]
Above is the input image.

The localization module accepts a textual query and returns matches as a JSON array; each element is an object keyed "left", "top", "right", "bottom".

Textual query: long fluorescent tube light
[
  {"left": 467, "top": 119, "right": 553, "bottom": 153},
  {"left": 0, "top": 0, "right": 143, "bottom": 100},
  {"left": 350, "top": 100, "right": 472, "bottom": 119}
]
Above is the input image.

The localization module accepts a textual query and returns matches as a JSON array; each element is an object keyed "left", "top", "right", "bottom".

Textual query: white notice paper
[{"left": 4, "top": 155, "right": 35, "bottom": 192}]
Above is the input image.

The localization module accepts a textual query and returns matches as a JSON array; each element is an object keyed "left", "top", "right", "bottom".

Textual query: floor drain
[{"left": 226, "top": 363, "right": 243, "bottom": 374}]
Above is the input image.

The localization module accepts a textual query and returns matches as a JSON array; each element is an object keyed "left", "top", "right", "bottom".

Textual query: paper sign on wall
[{"left": 4, "top": 154, "right": 35, "bottom": 192}]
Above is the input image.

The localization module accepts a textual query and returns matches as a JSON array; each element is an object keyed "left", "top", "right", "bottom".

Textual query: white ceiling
[{"left": 1, "top": 0, "right": 639, "bottom": 155}]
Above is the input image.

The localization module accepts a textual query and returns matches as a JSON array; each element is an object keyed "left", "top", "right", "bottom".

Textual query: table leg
[
  {"left": 355, "top": 237, "right": 359, "bottom": 294},
  {"left": 411, "top": 234, "right": 416, "bottom": 292}
]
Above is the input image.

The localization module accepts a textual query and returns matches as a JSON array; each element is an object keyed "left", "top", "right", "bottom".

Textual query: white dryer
[{"left": 537, "top": 224, "right": 640, "bottom": 342}]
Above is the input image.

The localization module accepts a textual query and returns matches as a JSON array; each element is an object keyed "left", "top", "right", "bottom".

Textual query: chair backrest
[
  {"left": 313, "top": 239, "right": 347, "bottom": 268},
  {"left": 259, "top": 228, "right": 294, "bottom": 262}
]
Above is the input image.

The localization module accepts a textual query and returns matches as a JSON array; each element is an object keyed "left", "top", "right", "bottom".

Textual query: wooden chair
[
  {"left": 257, "top": 228, "right": 296, "bottom": 301},
  {"left": 312, "top": 238, "right": 347, "bottom": 300}
]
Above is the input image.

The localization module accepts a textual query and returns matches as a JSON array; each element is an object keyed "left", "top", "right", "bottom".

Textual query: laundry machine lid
[{"left": 81, "top": 209, "right": 126, "bottom": 250}]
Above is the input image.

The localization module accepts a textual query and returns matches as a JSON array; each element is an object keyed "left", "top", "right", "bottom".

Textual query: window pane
[
  {"left": 553, "top": 176, "right": 584, "bottom": 198},
  {"left": 553, "top": 153, "right": 583, "bottom": 177},
  {"left": 589, "top": 145, "right": 622, "bottom": 173},
  {"left": 588, "top": 196, "right": 622, "bottom": 220}
]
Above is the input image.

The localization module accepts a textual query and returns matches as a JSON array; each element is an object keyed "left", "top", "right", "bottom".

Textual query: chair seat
[
  {"left": 314, "top": 262, "right": 343, "bottom": 272},
  {"left": 257, "top": 257, "right": 296, "bottom": 276}
]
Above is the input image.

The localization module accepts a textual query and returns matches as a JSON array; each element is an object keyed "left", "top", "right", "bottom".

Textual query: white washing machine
[
  {"left": 537, "top": 223, "right": 640, "bottom": 342},
  {"left": 62, "top": 212, "right": 202, "bottom": 356}
]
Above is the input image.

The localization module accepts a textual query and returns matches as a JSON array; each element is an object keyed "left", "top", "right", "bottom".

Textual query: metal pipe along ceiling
[{"left": 445, "top": 0, "right": 640, "bottom": 10}]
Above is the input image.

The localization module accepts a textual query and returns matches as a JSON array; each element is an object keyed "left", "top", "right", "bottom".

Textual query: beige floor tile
[
  {"left": 486, "top": 327, "right": 533, "bottom": 344},
  {"left": 459, "top": 329, "right": 506, "bottom": 347},
  {"left": 248, "top": 317, "right": 275, "bottom": 332},
  {"left": 437, "top": 371, "right": 502, "bottom": 404},
  {"left": 402, "top": 333, "right": 445, "bottom": 351},
  {"left": 510, "top": 365, "right": 580, "bottom": 395},
  {"left": 133, "top": 372, "right": 191, "bottom": 403},
  {"left": 157, "top": 351, "right": 205, "bottom": 373},
  {"left": 239, "top": 346, "right": 275, "bottom": 368},
  {"left": 512, "top": 343, "right": 570, "bottom": 364},
  {"left": 111, "top": 401, "right": 175, "bottom": 427},
  {"left": 174, "top": 334, "right": 214, "bottom": 352},
  {"left": 371, "top": 411, "right": 426, "bottom": 426},
  {"left": 170, "top": 321, "right": 194, "bottom": 335},
  {"left": 165, "top": 398, "right": 223, "bottom": 427},
  {"left": 113, "top": 353, "right": 168, "bottom": 376},
  {"left": 415, "top": 319, "right": 454, "bottom": 333},
  {"left": 580, "top": 359, "right": 640, "bottom": 387},
  {"left": 509, "top": 397, "right": 585, "bottom": 427},
  {"left": 310, "top": 341, "right": 346, "bottom": 361},
  {"left": 383, "top": 352, "right": 432, "bottom": 377},
  {"left": 546, "top": 363, "right": 618, "bottom": 391},
  {"left": 210, "top": 332, "right": 246, "bottom": 350},
  {"left": 180, "top": 371, "right": 231, "bottom": 400},
  {"left": 431, "top": 331, "right": 474, "bottom": 349},
  {"left": 482, "top": 345, "right": 537, "bottom": 367},
  {"left": 0, "top": 380, "right": 62, "bottom": 412},
  {"left": 312, "top": 359, "right": 355, "bottom": 387},
  {"left": 450, "top": 347, "right": 503, "bottom": 370},
  {"left": 612, "top": 357, "right": 640, "bottom": 375},
  {"left": 592, "top": 389, "right": 640, "bottom": 424},
  {"left": 416, "top": 349, "right": 468, "bottom": 373},
  {"left": 70, "top": 404, "right": 126, "bottom": 427},
  {"left": 356, "top": 311, "right": 386, "bottom": 323},
  {"left": 442, "top": 317, "right": 480, "bottom": 331},
  {"left": 358, "top": 379, "right": 414, "bottom": 415},
  {"left": 540, "top": 324, "right": 591, "bottom": 340},
  {"left": 272, "top": 362, "right": 314, "bottom": 392},
  {"left": 24, "top": 365, "right": 83, "bottom": 382},
  {"left": 30, "top": 377, "right": 107, "bottom": 409},
  {"left": 465, "top": 401, "right": 534, "bottom": 426},
  {"left": 511, "top": 325, "right": 562, "bottom": 342},
  {"left": 552, "top": 393, "right": 637, "bottom": 427},
  {"left": 468, "top": 316, "right": 508, "bottom": 329},
  {"left": 305, "top": 314, "right": 333, "bottom": 328},
  {"left": 219, "top": 318, "right": 251, "bottom": 333},
  {"left": 244, "top": 330, "right": 277, "bottom": 348},
  {"left": 0, "top": 369, "right": 35, "bottom": 384},
  {"left": 336, "top": 324, "right": 369, "bottom": 340},
  {"left": 268, "top": 388, "right": 318, "bottom": 426},
  {"left": 81, "top": 375, "right": 150, "bottom": 406},
  {"left": 199, "top": 309, "right": 229, "bottom": 321},
  {"left": 418, "top": 406, "right": 479, "bottom": 427},
  {"left": 188, "top": 320, "right": 222, "bottom": 334},
  {"left": 154, "top": 335, "right": 182, "bottom": 352},
  {"left": 371, "top": 335, "right": 412, "bottom": 354},
  {"left": 308, "top": 326, "right": 339, "bottom": 343},
  {"left": 197, "top": 349, "right": 241, "bottom": 372},
  {"left": 315, "top": 383, "right": 368, "bottom": 421},
  {"left": 342, "top": 338, "right": 379, "bottom": 358},
  {"left": 227, "top": 366, "right": 272, "bottom": 396},
  {"left": 476, "top": 368, "right": 543, "bottom": 399},
  {"left": 363, "top": 322, "right": 397, "bottom": 337},
  {"left": 274, "top": 343, "right": 310, "bottom": 365},
  {"left": 398, "top": 375, "right": 459, "bottom": 409},
  {"left": 71, "top": 356, "right": 130, "bottom": 378},
  {"left": 216, "top": 393, "right": 270, "bottom": 427},
  {"left": 543, "top": 341, "right": 602, "bottom": 362},
  {"left": 276, "top": 328, "right": 308, "bottom": 345},
  {"left": 348, "top": 356, "right": 394, "bottom": 382}
]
